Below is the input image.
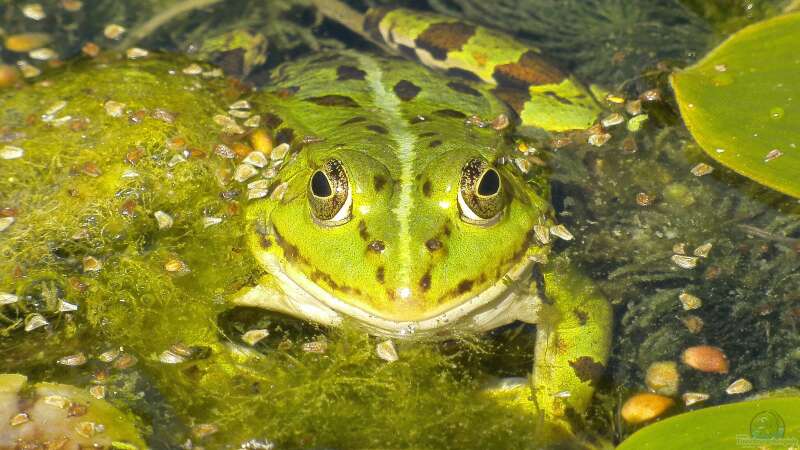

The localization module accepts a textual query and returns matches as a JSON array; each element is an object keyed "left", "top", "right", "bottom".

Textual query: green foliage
[
  {"left": 672, "top": 13, "right": 800, "bottom": 198},
  {"left": 618, "top": 395, "right": 800, "bottom": 450}
]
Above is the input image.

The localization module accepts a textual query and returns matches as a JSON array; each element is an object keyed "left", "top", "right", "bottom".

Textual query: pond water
[{"left": 1, "top": 1, "right": 799, "bottom": 449}]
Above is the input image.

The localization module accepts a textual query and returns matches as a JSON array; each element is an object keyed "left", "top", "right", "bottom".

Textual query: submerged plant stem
[{"left": 119, "top": 0, "right": 224, "bottom": 49}]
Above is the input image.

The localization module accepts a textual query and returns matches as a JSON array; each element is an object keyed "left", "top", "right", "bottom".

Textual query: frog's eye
[
  {"left": 458, "top": 158, "right": 505, "bottom": 226},
  {"left": 308, "top": 159, "right": 352, "bottom": 226}
]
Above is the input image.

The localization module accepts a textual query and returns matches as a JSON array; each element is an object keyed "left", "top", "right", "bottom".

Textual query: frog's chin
[{"left": 244, "top": 250, "right": 542, "bottom": 340}]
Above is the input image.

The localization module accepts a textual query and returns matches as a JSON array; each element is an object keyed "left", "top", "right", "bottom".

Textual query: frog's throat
[{"left": 247, "top": 250, "right": 541, "bottom": 340}]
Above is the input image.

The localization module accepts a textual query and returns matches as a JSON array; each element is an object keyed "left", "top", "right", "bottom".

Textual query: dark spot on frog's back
[
  {"left": 422, "top": 180, "right": 431, "bottom": 197},
  {"left": 308, "top": 95, "right": 360, "bottom": 107},
  {"left": 434, "top": 109, "right": 467, "bottom": 119},
  {"left": 374, "top": 175, "right": 387, "bottom": 192},
  {"left": 341, "top": 116, "right": 367, "bottom": 126},
  {"left": 457, "top": 280, "right": 473, "bottom": 294},
  {"left": 358, "top": 220, "right": 370, "bottom": 241},
  {"left": 376, "top": 266, "right": 385, "bottom": 283},
  {"left": 394, "top": 80, "right": 421, "bottom": 101},
  {"left": 337, "top": 65, "right": 366, "bottom": 81},
  {"left": 429, "top": 140, "right": 442, "bottom": 148},
  {"left": 569, "top": 356, "right": 605, "bottom": 386},
  {"left": 415, "top": 22, "right": 477, "bottom": 61},
  {"left": 493, "top": 50, "right": 566, "bottom": 89},
  {"left": 447, "top": 81, "right": 481, "bottom": 97},
  {"left": 420, "top": 272, "right": 432, "bottom": 291},
  {"left": 366, "top": 125, "right": 388, "bottom": 135},
  {"left": 275, "top": 128, "right": 294, "bottom": 145}
]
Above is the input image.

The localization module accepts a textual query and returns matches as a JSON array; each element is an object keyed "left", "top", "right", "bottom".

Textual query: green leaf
[
  {"left": 671, "top": 13, "right": 800, "bottom": 198},
  {"left": 617, "top": 396, "right": 800, "bottom": 450}
]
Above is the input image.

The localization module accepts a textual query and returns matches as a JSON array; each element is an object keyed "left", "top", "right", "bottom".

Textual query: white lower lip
[{"left": 254, "top": 249, "right": 539, "bottom": 339}]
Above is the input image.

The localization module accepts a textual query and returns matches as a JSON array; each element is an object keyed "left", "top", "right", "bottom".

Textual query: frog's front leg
[{"left": 533, "top": 260, "right": 612, "bottom": 430}]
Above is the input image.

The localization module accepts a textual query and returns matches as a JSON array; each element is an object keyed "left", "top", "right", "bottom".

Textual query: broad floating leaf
[
  {"left": 671, "top": 13, "right": 800, "bottom": 198},
  {"left": 617, "top": 395, "right": 800, "bottom": 450}
]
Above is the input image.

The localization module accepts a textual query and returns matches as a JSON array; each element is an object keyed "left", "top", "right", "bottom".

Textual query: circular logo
[{"left": 750, "top": 410, "right": 785, "bottom": 439}]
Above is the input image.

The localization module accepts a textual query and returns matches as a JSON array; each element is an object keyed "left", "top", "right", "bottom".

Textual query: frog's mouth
[{"left": 241, "top": 249, "right": 542, "bottom": 340}]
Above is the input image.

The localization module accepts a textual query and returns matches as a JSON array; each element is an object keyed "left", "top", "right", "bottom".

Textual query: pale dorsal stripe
[{"left": 357, "top": 55, "right": 415, "bottom": 295}]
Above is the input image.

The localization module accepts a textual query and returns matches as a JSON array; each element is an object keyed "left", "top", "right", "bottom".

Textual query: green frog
[{"left": 235, "top": 6, "right": 612, "bottom": 434}]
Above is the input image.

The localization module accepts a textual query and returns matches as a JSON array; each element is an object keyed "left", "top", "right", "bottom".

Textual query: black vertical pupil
[
  {"left": 311, "top": 171, "right": 332, "bottom": 197},
  {"left": 477, "top": 169, "right": 500, "bottom": 196}
]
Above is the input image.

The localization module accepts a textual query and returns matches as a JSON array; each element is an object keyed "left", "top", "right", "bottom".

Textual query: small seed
[
  {"left": 97, "top": 349, "right": 120, "bottom": 363},
  {"left": 679, "top": 292, "right": 702, "bottom": 310},
  {"left": 89, "top": 385, "right": 106, "bottom": 399},
  {"left": 25, "top": 313, "right": 48, "bottom": 331},
  {"left": 0, "top": 217, "right": 15, "bottom": 232},
  {"left": 29, "top": 48, "right": 58, "bottom": 61},
  {"left": 22, "top": 4, "right": 46, "bottom": 20},
  {"left": 682, "top": 345, "right": 729, "bottom": 373},
  {"left": 626, "top": 99, "right": 643, "bottom": 116},
  {"left": 242, "top": 329, "right": 269, "bottom": 346},
  {"left": 103, "top": 24, "right": 126, "bottom": 40},
  {"left": 271, "top": 143, "right": 290, "bottom": 160},
  {"left": 690, "top": 163, "right": 714, "bottom": 177},
  {"left": 81, "top": 42, "right": 100, "bottom": 57},
  {"left": 764, "top": 149, "right": 783, "bottom": 162},
  {"left": 0, "top": 292, "right": 19, "bottom": 305},
  {"left": 182, "top": 63, "right": 203, "bottom": 75},
  {"left": 491, "top": 113, "right": 509, "bottom": 131},
  {"left": 57, "top": 352, "right": 87, "bottom": 366},
  {"left": 635, "top": 192, "right": 652, "bottom": 206},
  {"left": 533, "top": 225, "right": 551, "bottom": 245},
  {"left": 693, "top": 243, "right": 713, "bottom": 258},
  {"left": 164, "top": 259, "right": 187, "bottom": 272},
  {"left": 158, "top": 350, "right": 186, "bottom": 364},
  {"left": 681, "top": 315, "right": 704, "bottom": 334},
  {"left": 17, "top": 60, "right": 41, "bottom": 78},
  {"left": 1, "top": 145, "right": 24, "bottom": 160},
  {"left": 726, "top": 378, "right": 753, "bottom": 395},
  {"left": 126, "top": 47, "right": 148, "bottom": 59},
  {"left": 112, "top": 353, "right": 137, "bottom": 369},
  {"left": 601, "top": 112, "right": 624, "bottom": 128},
  {"left": 244, "top": 115, "right": 261, "bottom": 128},
  {"left": 234, "top": 164, "right": 259, "bottom": 183},
  {"left": 588, "top": 133, "right": 612, "bottom": 147},
  {"left": 621, "top": 393, "right": 674, "bottom": 424},
  {"left": 74, "top": 421, "right": 97, "bottom": 439},
  {"left": 376, "top": 340, "right": 399, "bottom": 362},
  {"left": 243, "top": 151, "right": 269, "bottom": 168},
  {"left": 43, "top": 395, "right": 71, "bottom": 409},
  {"left": 61, "top": 0, "right": 83, "bottom": 11},
  {"left": 645, "top": 361, "right": 680, "bottom": 396},
  {"left": 301, "top": 340, "right": 328, "bottom": 354},
  {"left": 58, "top": 300, "right": 78, "bottom": 312},
  {"left": 4, "top": 33, "right": 51, "bottom": 52},
  {"left": 682, "top": 392, "right": 710, "bottom": 406},
  {"left": 193, "top": 423, "right": 219, "bottom": 439},
  {"left": 671, "top": 254, "right": 699, "bottom": 269},
  {"left": 154, "top": 211, "right": 174, "bottom": 230},
  {"left": 83, "top": 256, "right": 102, "bottom": 272},
  {"left": 10, "top": 413, "right": 30, "bottom": 427},
  {"left": 229, "top": 100, "right": 251, "bottom": 110},
  {"left": 104, "top": 100, "right": 125, "bottom": 118},
  {"left": 549, "top": 224, "right": 574, "bottom": 241},
  {"left": 641, "top": 89, "right": 661, "bottom": 102},
  {"left": 203, "top": 216, "right": 222, "bottom": 228}
]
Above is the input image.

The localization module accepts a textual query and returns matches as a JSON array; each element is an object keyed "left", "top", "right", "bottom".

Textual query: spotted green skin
[{"left": 245, "top": 49, "right": 611, "bottom": 429}]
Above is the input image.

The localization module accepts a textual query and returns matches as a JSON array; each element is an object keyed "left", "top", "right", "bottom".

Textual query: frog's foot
[{"left": 531, "top": 261, "right": 613, "bottom": 435}]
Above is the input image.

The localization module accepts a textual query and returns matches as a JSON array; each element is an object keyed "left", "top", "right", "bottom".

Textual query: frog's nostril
[{"left": 425, "top": 238, "right": 443, "bottom": 252}]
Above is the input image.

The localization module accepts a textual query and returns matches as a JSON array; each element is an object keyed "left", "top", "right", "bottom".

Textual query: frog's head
[{"left": 247, "top": 118, "right": 552, "bottom": 328}]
